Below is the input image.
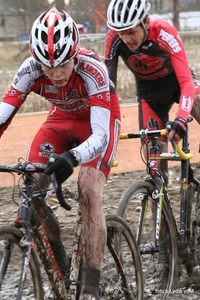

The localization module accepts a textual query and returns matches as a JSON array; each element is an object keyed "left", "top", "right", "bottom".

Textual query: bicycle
[
  {"left": 0, "top": 158, "right": 144, "bottom": 300},
  {"left": 117, "top": 118, "right": 200, "bottom": 300}
]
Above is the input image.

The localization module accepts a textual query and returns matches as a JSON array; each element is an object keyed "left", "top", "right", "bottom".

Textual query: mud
[{"left": 0, "top": 163, "right": 200, "bottom": 299}]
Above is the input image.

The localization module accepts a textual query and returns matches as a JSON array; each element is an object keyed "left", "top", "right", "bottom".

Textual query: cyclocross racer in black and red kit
[
  {"left": 0, "top": 7, "right": 121, "bottom": 300},
  {"left": 105, "top": 0, "right": 200, "bottom": 184}
]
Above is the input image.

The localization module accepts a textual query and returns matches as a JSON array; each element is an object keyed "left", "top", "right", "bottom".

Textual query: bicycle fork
[
  {"left": 138, "top": 141, "right": 165, "bottom": 255},
  {"left": 68, "top": 203, "right": 82, "bottom": 299},
  {"left": 0, "top": 190, "right": 35, "bottom": 300},
  {"left": 138, "top": 186, "right": 164, "bottom": 255},
  {"left": 14, "top": 185, "right": 35, "bottom": 299}
]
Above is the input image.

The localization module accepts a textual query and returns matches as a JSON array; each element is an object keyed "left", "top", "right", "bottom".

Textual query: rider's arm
[
  {"left": 0, "top": 57, "right": 43, "bottom": 137},
  {"left": 0, "top": 102, "right": 19, "bottom": 136},
  {"left": 155, "top": 20, "right": 195, "bottom": 121},
  {"left": 71, "top": 105, "right": 110, "bottom": 165},
  {"left": 104, "top": 30, "right": 120, "bottom": 86},
  {"left": 0, "top": 86, "right": 29, "bottom": 137},
  {"left": 71, "top": 52, "right": 116, "bottom": 165}
]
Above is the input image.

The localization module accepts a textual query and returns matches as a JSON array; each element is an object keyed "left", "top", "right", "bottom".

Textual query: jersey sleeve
[
  {"left": 72, "top": 106, "right": 110, "bottom": 165},
  {"left": 155, "top": 20, "right": 195, "bottom": 120},
  {"left": 0, "top": 86, "right": 29, "bottom": 137},
  {"left": 104, "top": 30, "right": 120, "bottom": 86},
  {"left": 72, "top": 51, "right": 119, "bottom": 164},
  {"left": 76, "top": 53, "right": 112, "bottom": 111},
  {"left": 0, "top": 57, "right": 42, "bottom": 137}
]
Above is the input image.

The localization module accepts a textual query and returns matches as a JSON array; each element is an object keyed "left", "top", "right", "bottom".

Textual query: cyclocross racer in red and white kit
[
  {"left": 0, "top": 8, "right": 121, "bottom": 299},
  {"left": 0, "top": 48, "right": 120, "bottom": 177}
]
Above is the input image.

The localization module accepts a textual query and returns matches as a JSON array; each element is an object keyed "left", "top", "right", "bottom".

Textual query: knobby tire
[
  {"left": 104, "top": 214, "right": 144, "bottom": 300},
  {"left": 117, "top": 181, "right": 178, "bottom": 300},
  {"left": 0, "top": 225, "right": 43, "bottom": 300}
]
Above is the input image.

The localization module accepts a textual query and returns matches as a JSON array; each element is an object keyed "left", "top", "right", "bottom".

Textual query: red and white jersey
[
  {"left": 4, "top": 48, "right": 112, "bottom": 117},
  {"left": 105, "top": 18, "right": 196, "bottom": 120},
  {"left": 0, "top": 48, "right": 119, "bottom": 131},
  {"left": 0, "top": 48, "right": 120, "bottom": 167}
]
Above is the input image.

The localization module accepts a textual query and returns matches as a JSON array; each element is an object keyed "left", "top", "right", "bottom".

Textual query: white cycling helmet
[
  {"left": 29, "top": 7, "right": 80, "bottom": 67},
  {"left": 107, "top": 0, "right": 151, "bottom": 31}
]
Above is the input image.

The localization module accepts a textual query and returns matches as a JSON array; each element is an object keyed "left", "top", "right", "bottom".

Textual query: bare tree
[
  {"left": 172, "top": 0, "right": 180, "bottom": 30},
  {"left": 0, "top": 0, "right": 50, "bottom": 36}
]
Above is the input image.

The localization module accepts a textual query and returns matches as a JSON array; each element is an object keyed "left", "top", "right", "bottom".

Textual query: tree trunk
[
  {"left": 172, "top": 0, "right": 180, "bottom": 30},
  {"left": 54, "top": 0, "right": 65, "bottom": 11}
]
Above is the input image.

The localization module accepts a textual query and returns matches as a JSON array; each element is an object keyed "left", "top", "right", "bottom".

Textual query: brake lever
[
  {"left": 50, "top": 172, "right": 71, "bottom": 211},
  {"left": 171, "top": 139, "right": 177, "bottom": 153}
]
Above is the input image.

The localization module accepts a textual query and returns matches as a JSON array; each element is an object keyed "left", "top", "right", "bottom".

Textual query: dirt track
[
  {"left": 0, "top": 104, "right": 200, "bottom": 299},
  {"left": 0, "top": 165, "right": 200, "bottom": 299},
  {"left": 0, "top": 103, "right": 200, "bottom": 188}
]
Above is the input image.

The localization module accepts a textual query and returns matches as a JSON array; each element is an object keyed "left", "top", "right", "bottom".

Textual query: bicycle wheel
[
  {"left": 194, "top": 187, "right": 200, "bottom": 275},
  {"left": 183, "top": 182, "right": 200, "bottom": 289},
  {"left": 117, "top": 181, "right": 178, "bottom": 300},
  {"left": 0, "top": 225, "right": 44, "bottom": 300},
  {"left": 180, "top": 182, "right": 196, "bottom": 276},
  {"left": 100, "top": 214, "right": 143, "bottom": 300}
]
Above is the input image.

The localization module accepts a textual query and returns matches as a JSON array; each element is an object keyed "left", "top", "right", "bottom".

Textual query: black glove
[
  {"left": 45, "top": 151, "right": 78, "bottom": 184},
  {"left": 168, "top": 117, "right": 187, "bottom": 139}
]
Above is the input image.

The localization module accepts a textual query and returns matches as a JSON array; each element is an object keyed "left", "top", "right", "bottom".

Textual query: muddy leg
[{"left": 78, "top": 166, "right": 106, "bottom": 298}]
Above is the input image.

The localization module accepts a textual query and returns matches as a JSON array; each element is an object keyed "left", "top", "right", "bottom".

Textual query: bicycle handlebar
[
  {"left": 175, "top": 144, "right": 193, "bottom": 160},
  {"left": 0, "top": 161, "right": 72, "bottom": 211},
  {"left": 50, "top": 172, "right": 71, "bottom": 211},
  {"left": 120, "top": 128, "right": 168, "bottom": 140},
  {"left": 120, "top": 129, "right": 193, "bottom": 160}
]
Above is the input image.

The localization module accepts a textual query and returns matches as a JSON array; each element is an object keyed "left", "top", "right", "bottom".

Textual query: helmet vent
[
  {"left": 64, "top": 27, "right": 70, "bottom": 37},
  {"left": 41, "top": 31, "right": 48, "bottom": 44},
  {"left": 138, "top": 10, "right": 145, "bottom": 21},
  {"left": 54, "top": 31, "right": 60, "bottom": 43}
]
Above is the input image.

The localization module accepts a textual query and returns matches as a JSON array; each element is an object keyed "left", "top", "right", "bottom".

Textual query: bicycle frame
[
  {"left": 120, "top": 122, "right": 199, "bottom": 248},
  {"left": 146, "top": 130, "right": 199, "bottom": 245},
  {"left": 0, "top": 162, "right": 69, "bottom": 298},
  {"left": 144, "top": 136, "right": 168, "bottom": 250}
]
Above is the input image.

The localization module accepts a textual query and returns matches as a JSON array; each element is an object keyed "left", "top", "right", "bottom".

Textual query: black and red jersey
[{"left": 105, "top": 18, "right": 197, "bottom": 120}]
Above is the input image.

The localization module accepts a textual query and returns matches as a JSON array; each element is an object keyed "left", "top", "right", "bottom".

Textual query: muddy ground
[{"left": 0, "top": 163, "right": 200, "bottom": 299}]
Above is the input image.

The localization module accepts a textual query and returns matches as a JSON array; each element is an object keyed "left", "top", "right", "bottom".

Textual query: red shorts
[{"left": 27, "top": 107, "right": 121, "bottom": 179}]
